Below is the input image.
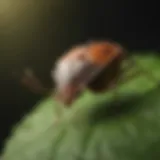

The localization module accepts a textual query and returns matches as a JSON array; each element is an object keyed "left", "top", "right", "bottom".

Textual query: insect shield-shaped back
[
  {"left": 52, "top": 41, "right": 126, "bottom": 106},
  {"left": 87, "top": 41, "right": 126, "bottom": 92}
]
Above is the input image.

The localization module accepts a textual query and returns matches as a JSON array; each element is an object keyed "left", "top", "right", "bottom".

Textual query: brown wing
[
  {"left": 88, "top": 48, "right": 124, "bottom": 93},
  {"left": 87, "top": 41, "right": 124, "bottom": 66}
]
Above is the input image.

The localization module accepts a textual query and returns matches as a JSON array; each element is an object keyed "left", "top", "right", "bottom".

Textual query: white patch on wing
[{"left": 52, "top": 58, "right": 86, "bottom": 90}]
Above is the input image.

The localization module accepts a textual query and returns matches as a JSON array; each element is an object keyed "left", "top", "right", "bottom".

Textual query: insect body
[
  {"left": 12, "top": 40, "right": 128, "bottom": 106},
  {"left": 52, "top": 40, "right": 126, "bottom": 105}
]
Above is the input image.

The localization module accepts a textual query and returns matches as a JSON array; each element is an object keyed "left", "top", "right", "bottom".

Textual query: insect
[
  {"left": 13, "top": 40, "right": 155, "bottom": 107},
  {"left": 52, "top": 40, "right": 126, "bottom": 105}
]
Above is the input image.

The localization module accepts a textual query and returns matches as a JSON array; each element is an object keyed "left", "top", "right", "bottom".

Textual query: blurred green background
[{"left": 0, "top": 0, "right": 159, "bottom": 151}]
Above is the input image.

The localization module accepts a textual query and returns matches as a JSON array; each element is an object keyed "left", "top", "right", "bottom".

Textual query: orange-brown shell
[
  {"left": 57, "top": 41, "right": 125, "bottom": 67},
  {"left": 54, "top": 40, "right": 126, "bottom": 105},
  {"left": 87, "top": 41, "right": 125, "bottom": 66},
  {"left": 86, "top": 41, "right": 126, "bottom": 92}
]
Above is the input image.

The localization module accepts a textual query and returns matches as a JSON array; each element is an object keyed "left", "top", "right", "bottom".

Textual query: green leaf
[{"left": 2, "top": 53, "right": 160, "bottom": 160}]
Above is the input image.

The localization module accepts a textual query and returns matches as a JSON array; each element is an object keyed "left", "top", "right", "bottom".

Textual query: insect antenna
[{"left": 12, "top": 68, "right": 50, "bottom": 95}]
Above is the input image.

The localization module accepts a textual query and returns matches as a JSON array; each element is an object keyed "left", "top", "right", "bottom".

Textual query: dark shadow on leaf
[{"left": 88, "top": 84, "right": 160, "bottom": 125}]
